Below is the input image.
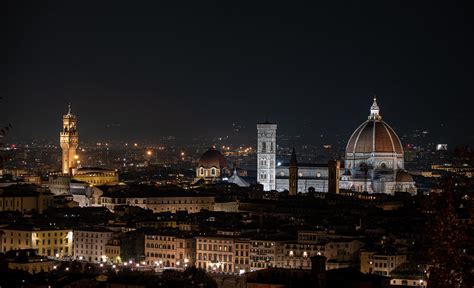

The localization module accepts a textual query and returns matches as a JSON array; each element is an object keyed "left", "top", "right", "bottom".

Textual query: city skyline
[
  {"left": 2, "top": 2, "right": 473, "bottom": 287},
  {"left": 4, "top": 1, "right": 474, "bottom": 145}
]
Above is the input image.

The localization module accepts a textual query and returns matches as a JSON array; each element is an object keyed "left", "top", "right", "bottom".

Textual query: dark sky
[{"left": 4, "top": 1, "right": 474, "bottom": 145}]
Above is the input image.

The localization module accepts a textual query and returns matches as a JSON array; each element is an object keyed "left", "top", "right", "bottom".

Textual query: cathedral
[
  {"left": 260, "top": 98, "right": 417, "bottom": 195},
  {"left": 339, "top": 97, "right": 416, "bottom": 194}
]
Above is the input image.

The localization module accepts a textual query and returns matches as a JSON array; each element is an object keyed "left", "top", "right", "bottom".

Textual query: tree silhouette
[{"left": 427, "top": 177, "right": 473, "bottom": 288}]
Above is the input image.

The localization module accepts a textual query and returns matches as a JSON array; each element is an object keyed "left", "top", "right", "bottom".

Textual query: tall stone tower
[
  {"left": 257, "top": 121, "right": 277, "bottom": 191},
  {"left": 328, "top": 160, "right": 340, "bottom": 194},
  {"left": 60, "top": 105, "right": 78, "bottom": 175},
  {"left": 289, "top": 147, "right": 298, "bottom": 196}
]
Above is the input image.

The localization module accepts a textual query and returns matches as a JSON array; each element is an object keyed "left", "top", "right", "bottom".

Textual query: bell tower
[
  {"left": 60, "top": 105, "right": 78, "bottom": 175},
  {"left": 257, "top": 120, "right": 277, "bottom": 191},
  {"left": 289, "top": 147, "right": 298, "bottom": 196}
]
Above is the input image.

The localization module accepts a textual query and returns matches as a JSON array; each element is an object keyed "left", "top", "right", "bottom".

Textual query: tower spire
[{"left": 369, "top": 95, "right": 381, "bottom": 120}]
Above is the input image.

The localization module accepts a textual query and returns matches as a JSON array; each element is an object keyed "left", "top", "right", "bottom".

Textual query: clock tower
[
  {"left": 60, "top": 105, "right": 78, "bottom": 175},
  {"left": 257, "top": 121, "right": 277, "bottom": 191}
]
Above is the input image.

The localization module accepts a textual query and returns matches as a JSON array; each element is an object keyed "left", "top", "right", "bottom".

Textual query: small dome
[
  {"left": 396, "top": 170, "right": 414, "bottom": 182},
  {"left": 198, "top": 148, "right": 228, "bottom": 169}
]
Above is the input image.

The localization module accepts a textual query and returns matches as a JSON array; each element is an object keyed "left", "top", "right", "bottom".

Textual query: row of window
[
  {"left": 198, "top": 244, "right": 232, "bottom": 252},
  {"left": 146, "top": 252, "right": 176, "bottom": 259},
  {"left": 75, "top": 232, "right": 110, "bottom": 238},
  {"left": 103, "top": 198, "right": 213, "bottom": 205},
  {"left": 146, "top": 243, "right": 175, "bottom": 249},
  {"left": 197, "top": 253, "right": 233, "bottom": 262},
  {"left": 4, "top": 238, "right": 68, "bottom": 245},
  {"left": 105, "top": 248, "right": 119, "bottom": 254}
]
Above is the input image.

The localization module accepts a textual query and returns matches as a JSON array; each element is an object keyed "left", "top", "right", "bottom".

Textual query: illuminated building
[
  {"left": 73, "top": 227, "right": 113, "bottom": 262},
  {"left": 275, "top": 231, "right": 363, "bottom": 270},
  {"left": 47, "top": 175, "right": 71, "bottom": 195},
  {"left": 195, "top": 148, "right": 229, "bottom": 181},
  {"left": 144, "top": 232, "right": 195, "bottom": 268},
  {"left": 257, "top": 121, "right": 277, "bottom": 191},
  {"left": 146, "top": 194, "right": 214, "bottom": 213},
  {"left": 234, "top": 239, "right": 251, "bottom": 274},
  {"left": 276, "top": 162, "right": 329, "bottom": 193},
  {"left": 1, "top": 225, "right": 73, "bottom": 257},
  {"left": 360, "top": 250, "right": 407, "bottom": 276},
  {"left": 250, "top": 240, "right": 280, "bottom": 271},
  {"left": 196, "top": 236, "right": 236, "bottom": 273},
  {"left": 72, "top": 167, "right": 119, "bottom": 186},
  {"left": 105, "top": 238, "right": 121, "bottom": 264},
  {"left": 274, "top": 98, "right": 416, "bottom": 194},
  {"left": 226, "top": 169, "right": 250, "bottom": 187},
  {"left": 98, "top": 188, "right": 215, "bottom": 213},
  {"left": 340, "top": 98, "right": 417, "bottom": 194},
  {"left": 60, "top": 105, "right": 78, "bottom": 175}
]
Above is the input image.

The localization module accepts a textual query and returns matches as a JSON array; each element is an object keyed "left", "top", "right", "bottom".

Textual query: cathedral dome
[
  {"left": 346, "top": 98, "right": 403, "bottom": 155},
  {"left": 198, "top": 148, "right": 228, "bottom": 169}
]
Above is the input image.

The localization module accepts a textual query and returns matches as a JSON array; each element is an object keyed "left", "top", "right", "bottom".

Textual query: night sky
[{"left": 4, "top": 1, "right": 474, "bottom": 145}]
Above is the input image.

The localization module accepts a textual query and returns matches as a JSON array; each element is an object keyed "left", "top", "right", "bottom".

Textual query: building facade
[
  {"left": 276, "top": 163, "right": 329, "bottom": 193},
  {"left": 73, "top": 167, "right": 119, "bottom": 186},
  {"left": 73, "top": 227, "right": 113, "bottom": 262},
  {"left": 146, "top": 195, "right": 215, "bottom": 214},
  {"left": 360, "top": 250, "right": 407, "bottom": 276},
  {"left": 0, "top": 187, "right": 54, "bottom": 214},
  {"left": 1, "top": 225, "right": 73, "bottom": 258},
  {"left": 250, "top": 239, "right": 280, "bottom": 271},
  {"left": 196, "top": 236, "right": 235, "bottom": 273},
  {"left": 144, "top": 233, "right": 195, "bottom": 268}
]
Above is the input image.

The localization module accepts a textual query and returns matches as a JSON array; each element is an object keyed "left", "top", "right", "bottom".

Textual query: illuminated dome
[
  {"left": 346, "top": 120, "right": 403, "bottom": 154},
  {"left": 340, "top": 97, "right": 416, "bottom": 195},
  {"left": 344, "top": 97, "right": 405, "bottom": 172},
  {"left": 346, "top": 97, "right": 403, "bottom": 155},
  {"left": 198, "top": 148, "right": 228, "bottom": 169}
]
